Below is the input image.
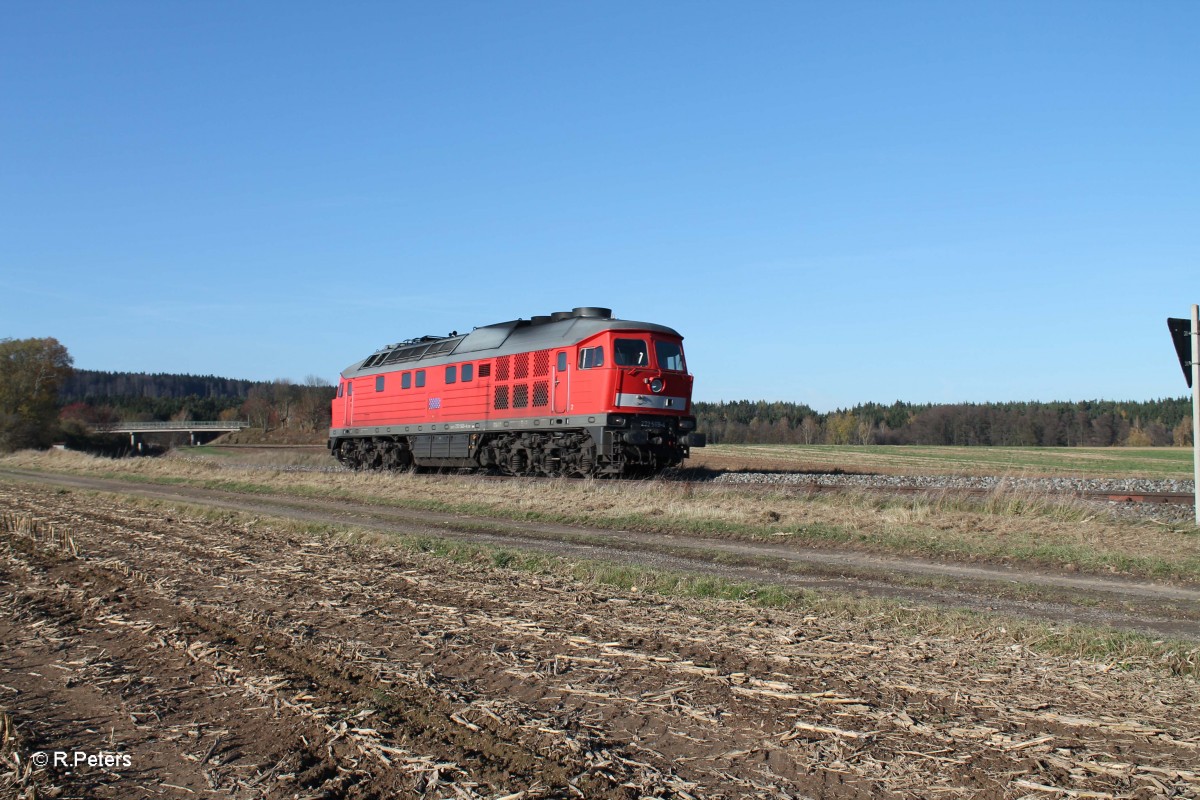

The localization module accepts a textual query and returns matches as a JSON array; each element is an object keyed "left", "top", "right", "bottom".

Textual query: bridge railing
[{"left": 95, "top": 421, "right": 253, "bottom": 433}]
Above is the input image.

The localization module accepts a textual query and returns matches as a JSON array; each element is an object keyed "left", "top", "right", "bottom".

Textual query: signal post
[
  {"left": 1194, "top": 304, "right": 1199, "bottom": 528},
  {"left": 1168, "top": 305, "right": 1200, "bottom": 526}
]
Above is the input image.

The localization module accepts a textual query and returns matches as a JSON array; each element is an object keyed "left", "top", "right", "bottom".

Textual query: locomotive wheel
[{"left": 575, "top": 446, "right": 595, "bottom": 477}]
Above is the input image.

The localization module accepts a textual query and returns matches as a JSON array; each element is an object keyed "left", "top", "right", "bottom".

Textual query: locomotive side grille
[
  {"left": 514, "top": 352, "right": 529, "bottom": 380},
  {"left": 494, "top": 386, "right": 509, "bottom": 410},
  {"left": 533, "top": 350, "right": 550, "bottom": 377},
  {"left": 532, "top": 381, "right": 549, "bottom": 407},
  {"left": 478, "top": 363, "right": 491, "bottom": 378},
  {"left": 513, "top": 384, "right": 528, "bottom": 409},
  {"left": 495, "top": 356, "right": 510, "bottom": 381}
]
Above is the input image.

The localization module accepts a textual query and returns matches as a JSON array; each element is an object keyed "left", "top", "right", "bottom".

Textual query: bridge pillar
[{"left": 130, "top": 433, "right": 143, "bottom": 453}]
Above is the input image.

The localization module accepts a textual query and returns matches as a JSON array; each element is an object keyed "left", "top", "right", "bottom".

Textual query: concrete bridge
[{"left": 96, "top": 420, "right": 252, "bottom": 448}]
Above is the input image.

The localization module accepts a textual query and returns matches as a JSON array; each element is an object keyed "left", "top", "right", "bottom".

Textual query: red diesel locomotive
[{"left": 329, "top": 307, "right": 704, "bottom": 476}]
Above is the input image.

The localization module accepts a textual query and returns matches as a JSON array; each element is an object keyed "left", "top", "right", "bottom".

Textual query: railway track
[
  {"left": 441, "top": 471, "right": 1199, "bottom": 506},
  {"left": 1091, "top": 491, "right": 1195, "bottom": 505}
]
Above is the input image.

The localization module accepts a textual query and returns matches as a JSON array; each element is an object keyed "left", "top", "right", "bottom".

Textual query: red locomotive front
[{"left": 329, "top": 307, "right": 703, "bottom": 476}]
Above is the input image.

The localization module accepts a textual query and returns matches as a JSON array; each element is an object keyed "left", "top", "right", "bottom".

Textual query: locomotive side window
[
  {"left": 557, "top": 352, "right": 567, "bottom": 371},
  {"left": 579, "top": 346, "right": 604, "bottom": 369},
  {"left": 347, "top": 382, "right": 353, "bottom": 396},
  {"left": 416, "top": 370, "right": 426, "bottom": 388},
  {"left": 445, "top": 365, "right": 457, "bottom": 384},
  {"left": 337, "top": 383, "right": 343, "bottom": 398},
  {"left": 614, "top": 339, "right": 648, "bottom": 367},
  {"left": 655, "top": 341, "right": 685, "bottom": 371},
  {"left": 462, "top": 364, "right": 474, "bottom": 382},
  {"left": 376, "top": 376, "right": 385, "bottom": 392},
  {"left": 402, "top": 372, "right": 412, "bottom": 389}
]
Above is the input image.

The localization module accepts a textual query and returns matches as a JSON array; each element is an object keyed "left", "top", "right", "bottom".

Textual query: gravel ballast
[{"left": 710, "top": 471, "right": 1197, "bottom": 524}]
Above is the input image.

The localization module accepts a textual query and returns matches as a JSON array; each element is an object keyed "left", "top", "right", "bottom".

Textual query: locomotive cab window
[
  {"left": 401, "top": 372, "right": 412, "bottom": 390},
  {"left": 445, "top": 365, "right": 457, "bottom": 384},
  {"left": 375, "top": 375, "right": 385, "bottom": 392},
  {"left": 579, "top": 346, "right": 604, "bottom": 369},
  {"left": 655, "top": 341, "right": 685, "bottom": 371},
  {"left": 415, "top": 370, "right": 426, "bottom": 388},
  {"left": 337, "top": 383, "right": 343, "bottom": 398},
  {"left": 462, "top": 363, "right": 474, "bottom": 382},
  {"left": 347, "top": 383, "right": 353, "bottom": 396},
  {"left": 557, "top": 352, "right": 567, "bottom": 371},
  {"left": 614, "top": 339, "right": 648, "bottom": 367}
]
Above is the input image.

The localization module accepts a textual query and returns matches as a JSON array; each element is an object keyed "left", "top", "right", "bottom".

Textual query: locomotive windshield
[
  {"left": 613, "top": 338, "right": 648, "bottom": 366},
  {"left": 655, "top": 341, "right": 685, "bottom": 371}
]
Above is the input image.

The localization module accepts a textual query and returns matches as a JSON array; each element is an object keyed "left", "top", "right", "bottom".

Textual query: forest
[{"left": 693, "top": 398, "right": 1194, "bottom": 447}]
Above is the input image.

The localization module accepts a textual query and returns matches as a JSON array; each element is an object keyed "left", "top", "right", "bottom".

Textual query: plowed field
[{"left": 4, "top": 482, "right": 1200, "bottom": 799}]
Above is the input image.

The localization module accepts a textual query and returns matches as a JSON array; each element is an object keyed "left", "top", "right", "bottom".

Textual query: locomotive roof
[{"left": 343, "top": 309, "right": 682, "bottom": 377}]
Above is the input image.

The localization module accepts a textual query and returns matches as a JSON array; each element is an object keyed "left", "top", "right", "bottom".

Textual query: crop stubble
[{"left": 2, "top": 483, "right": 1200, "bottom": 799}]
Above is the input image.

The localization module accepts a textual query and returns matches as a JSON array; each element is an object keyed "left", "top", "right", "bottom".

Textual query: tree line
[
  {"left": 694, "top": 399, "right": 1194, "bottom": 447},
  {"left": 1, "top": 338, "right": 336, "bottom": 453},
  {"left": 1, "top": 336, "right": 1193, "bottom": 453},
  {"left": 59, "top": 369, "right": 334, "bottom": 433}
]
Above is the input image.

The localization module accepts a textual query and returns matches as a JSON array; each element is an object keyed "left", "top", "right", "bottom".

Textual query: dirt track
[
  {"left": 3, "top": 476, "right": 1200, "bottom": 798},
  {"left": 4, "top": 468, "right": 1200, "bottom": 640}
]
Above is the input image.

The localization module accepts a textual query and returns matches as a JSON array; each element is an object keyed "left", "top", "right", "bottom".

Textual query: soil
[{"left": 4, "top": 473, "right": 1200, "bottom": 799}]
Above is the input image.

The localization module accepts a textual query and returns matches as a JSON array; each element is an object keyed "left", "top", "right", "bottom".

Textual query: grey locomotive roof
[{"left": 342, "top": 308, "right": 682, "bottom": 377}]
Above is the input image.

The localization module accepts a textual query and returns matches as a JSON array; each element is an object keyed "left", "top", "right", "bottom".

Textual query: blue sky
[{"left": 2, "top": 2, "right": 1196, "bottom": 411}]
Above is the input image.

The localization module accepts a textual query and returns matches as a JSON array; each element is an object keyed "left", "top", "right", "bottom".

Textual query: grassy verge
[{"left": 4, "top": 450, "right": 1199, "bottom": 583}]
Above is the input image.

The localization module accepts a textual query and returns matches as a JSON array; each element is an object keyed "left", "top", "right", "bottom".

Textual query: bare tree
[
  {"left": 297, "top": 375, "right": 335, "bottom": 432},
  {"left": 270, "top": 379, "right": 298, "bottom": 430},
  {"left": 798, "top": 416, "right": 821, "bottom": 445},
  {"left": 242, "top": 385, "right": 274, "bottom": 430},
  {"left": 1174, "top": 416, "right": 1194, "bottom": 447}
]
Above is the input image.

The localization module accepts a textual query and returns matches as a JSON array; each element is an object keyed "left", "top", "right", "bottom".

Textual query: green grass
[{"left": 701, "top": 444, "right": 1195, "bottom": 478}]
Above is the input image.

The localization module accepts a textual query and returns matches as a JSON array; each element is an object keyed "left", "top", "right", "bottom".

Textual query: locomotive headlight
[
  {"left": 679, "top": 418, "right": 695, "bottom": 430},
  {"left": 648, "top": 378, "right": 664, "bottom": 393}
]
